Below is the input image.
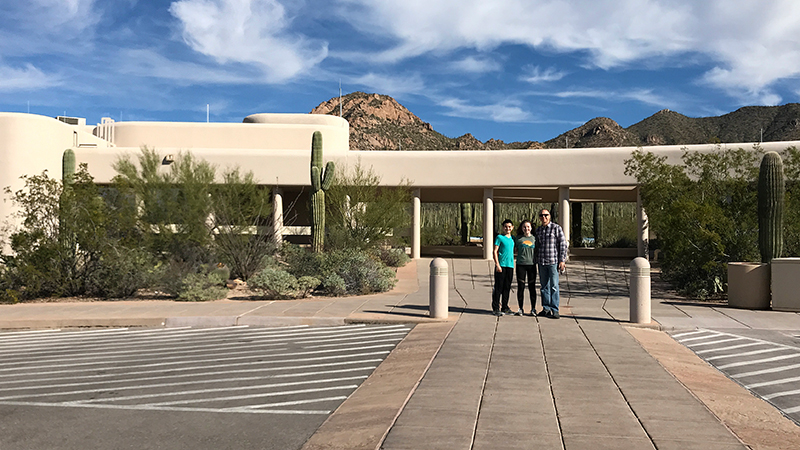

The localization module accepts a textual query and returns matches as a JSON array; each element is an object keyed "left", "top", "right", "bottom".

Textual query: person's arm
[
  {"left": 493, "top": 245, "right": 502, "bottom": 272},
  {"left": 557, "top": 226, "right": 567, "bottom": 272}
]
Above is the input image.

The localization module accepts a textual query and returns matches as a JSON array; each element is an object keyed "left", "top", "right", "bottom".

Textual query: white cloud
[
  {"left": 551, "top": 87, "right": 677, "bottom": 109},
  {"left": 335, "top": 0, "right": 800, "bottom": 102},
  {"left": 438, "top": 97, "right": 531, "bottom": 123},
  {"left": 451, "top": 56, "right": 501, "bottom": 74},
  {"left": 169, "top": 0, "right": 328, "bottom": 82},
  {"left": 351, "top": 72, "right": 426, "bottom": 97},
  {"left": 0, "top": 64, "right": 61, "bottom": 92},
  {"left": 522, "top": 66, "right": 566, "bottom": 83},
  {"left": 118, "top": 49, "right": 257, "bottom": 85}
]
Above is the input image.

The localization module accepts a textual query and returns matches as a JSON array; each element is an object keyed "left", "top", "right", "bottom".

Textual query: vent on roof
[{"left": 56, "top": 116, "right": 86, "bottom": 126}]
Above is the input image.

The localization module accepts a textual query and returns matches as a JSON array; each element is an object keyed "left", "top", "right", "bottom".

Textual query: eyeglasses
[{"left": 539, "top": 214, "right": 549, "bottom": 217}]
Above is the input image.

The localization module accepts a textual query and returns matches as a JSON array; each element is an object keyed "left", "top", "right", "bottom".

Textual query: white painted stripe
[
  {"left": 764, "top": 389, "right": 800, "bottom": 400},
  {"left": 290, "top": 329, "right": 409, "bottom": 345},
  {"left": 717, "top": 353, "right": 800, "bottom": 370},
  {"left": 731, "top": 363, "right": 800, "bottom": 378},
  {"left": 139, "top": 385, "right": 358, "bottom": 407},
  {"left": 0, "top": 370, "right": 372, "bottom": 401},
  {"left": 686, "top": 337, "right": 744, "bottom": 348},
  {"left": 784, "top": 405, "right": 800, "bottom": 414},
  {"left": 698, "top": 330, "right": 800, "bottom": 352},
  {"left": 232, "top": 396, "right": 347, "bottom": 410},
  {"left": 71, "top": 378, "right": 366, "bottom": 404},
  {"left": 305, "top": 337, "right": 403, "bottom": 349},
  {"left": 671, "top": 330, "right": 707, "bottom": 339},
  {"left": 0, "top": 329, "right": 61, "bottom": 336},
  {"left": 746, "top": 375, "right": 800, "bottom": 389},
  {"left": 695, "top": 342, "right": 763, "bottom": 354},
  {"left": 0, "top": 400, "right": 331, "bottom": 415},
  {"left": 0, "top": 343, "right": 398, "bottom": 374},
  {"left": 0, "top": 358, "right": 385, "bottom": 390},
  {"left": 0, "top": 350, "right": 391, "bottom": 380},
  {"left": 0, "top": 324, "right": 396, "bottom": 356},
  {"left": 705, "top": 347, "right": 787, "bottom": 361},
  {"left": 677, "top": 333, "right": 722, "bottom": 343}
]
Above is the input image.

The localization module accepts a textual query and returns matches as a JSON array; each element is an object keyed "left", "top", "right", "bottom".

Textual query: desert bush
[
  {"left": 325, "top": 163, "right": 412, "bottom": 251},
  {"left": 176, "top": 271, "right": 228, "bottom": 302},
  {"left": 375, "top": 247, "right": 410, "bottom": 267},
  {"left": 625, "top": 146, "right": 761, "bottom": 298},
  {"left": 249, "top": 267, "right": 319, "bottom": 299}
]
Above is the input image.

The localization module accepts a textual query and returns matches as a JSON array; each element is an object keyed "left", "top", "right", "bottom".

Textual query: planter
[
  {"left": 727, "top": 262, "right": 770, "bottom": 309},
  {"left": 771, "top": 258, "right": 800, "bottom": 312}
]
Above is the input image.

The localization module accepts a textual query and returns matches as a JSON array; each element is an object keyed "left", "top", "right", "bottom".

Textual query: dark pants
[
  {"left": 516, "top": 264, "right": 537, "bottom": 311},
  {"left": 492, "top": 267, "right": 514, "bottom": 312}
]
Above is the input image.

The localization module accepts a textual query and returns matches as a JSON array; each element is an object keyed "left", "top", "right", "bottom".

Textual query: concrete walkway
[{"left": 1, "top": 258, "right": 799, "bottom": 450}]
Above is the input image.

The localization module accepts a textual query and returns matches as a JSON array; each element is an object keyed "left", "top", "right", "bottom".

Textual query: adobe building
[{"left": 1, "top": 111, "right": 796, "bottom": 260}]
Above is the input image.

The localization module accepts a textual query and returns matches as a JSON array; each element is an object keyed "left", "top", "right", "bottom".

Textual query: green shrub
[
  {"left": 321, "top": 249, "right": 396, "bottom": 295},
  {"left": 176, "top": 272, "right": 228, "bottom": 302},
  {"left": 86, "top": 247, "right": 157, "bottom": 298},
  {"left": 321, "top": 273, "right": 347, "bottom": 296},
  {"left": 249, "top": 268, "right": 299, "bottom": 299},
  {"left": 376, "top": 247, "right": 410, "bottom": 267}
]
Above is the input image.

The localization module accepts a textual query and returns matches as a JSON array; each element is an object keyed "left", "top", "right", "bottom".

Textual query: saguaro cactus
[
  {"left": 62, "top": 148, "right": 76, "bottom": 187},
  {"left": 758, "top": 151, "right": 784, "bottom": 263},
  {"left": 310, "top": 131, "right": 335, "bottom": 253},
  {"left": 593, "top": 202, "right": 604, "bottom": 246},
  {"left": 460, "top": 203, "right": 472, "bottom": 244}
]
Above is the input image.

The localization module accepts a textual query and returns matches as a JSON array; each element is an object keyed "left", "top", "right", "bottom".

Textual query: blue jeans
[{"left": 538, "top": 264, "right": 560, "bottom": 313}]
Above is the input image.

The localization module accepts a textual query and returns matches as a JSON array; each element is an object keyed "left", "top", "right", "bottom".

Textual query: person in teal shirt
[
  {"left": 515, "top": 219, "right": 537, "bottom": 316},
  {"left": 492, "top": 219, "right": 515, "bottom": 316}
]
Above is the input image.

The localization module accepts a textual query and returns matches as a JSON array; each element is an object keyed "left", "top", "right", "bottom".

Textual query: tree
[
  {"left": 624, "top": 146, "right": 761, "bottom": 298},
  {"left": 325, "top": 162, "right": 413, "bottom": 251}
]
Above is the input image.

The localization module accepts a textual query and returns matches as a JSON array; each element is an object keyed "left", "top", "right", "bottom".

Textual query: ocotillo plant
[
  {"left": 310, "top": 131, "right": 335, "bottom": 253},
  {"left": 460, "top": 203, "right": 472, "bottom": 244},
  {"left": 758, "top": 151, "right": 784, "bottom": 263}
]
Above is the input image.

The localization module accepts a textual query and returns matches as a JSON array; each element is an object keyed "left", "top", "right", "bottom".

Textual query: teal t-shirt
[
  {"left": 516, "top": 235, "right": 535, "bottom": 266},
  {"left": 494, "top": 234, "right": 515, "bottom": 268}
]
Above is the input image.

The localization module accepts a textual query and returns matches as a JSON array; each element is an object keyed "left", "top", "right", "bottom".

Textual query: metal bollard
[
  {"left": 630, "top": 257, "right": 651, "bottom": 324},
  {"left": 429, "top": 258, "right": 448, "bottom": 319}
]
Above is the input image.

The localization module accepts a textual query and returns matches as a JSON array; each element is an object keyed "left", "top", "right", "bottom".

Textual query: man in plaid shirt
[{"left": 534, "top": 209, "right": 567, "bottom": 319}]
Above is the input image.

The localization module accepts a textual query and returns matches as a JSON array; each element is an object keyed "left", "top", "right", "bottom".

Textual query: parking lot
[
  {"left": 0, "top": 324, "right": 411, "bottom": 449},
  {"left": 672, "top": 328, "right": 800, "bottom": 424}
]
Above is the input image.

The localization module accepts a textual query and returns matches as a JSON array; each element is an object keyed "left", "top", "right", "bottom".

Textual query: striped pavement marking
[
  {"left": 672, "top": 328, "right": 800, "bottom": 425},
  {"left": 0, "top": 324, "right": 411, "bottom": 415}
]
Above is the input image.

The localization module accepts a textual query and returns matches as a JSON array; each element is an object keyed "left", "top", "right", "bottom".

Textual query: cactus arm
[
  {"left": 62, "top": 148, "right": 76, "bottom": 186},
  {"left": 758, "top": 151, "right": 785, "bottom": 263},
  {"left": 321, "top": 161, "right": 335, "bottom": 191},
  {"left": 311, "top": 131, "right": 323, "bottom": 168},
  {"left": 311, "top": 166, "right": 321, "bottom": 190}
]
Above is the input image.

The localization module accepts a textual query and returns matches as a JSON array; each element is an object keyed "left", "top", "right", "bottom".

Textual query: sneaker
[
  {"left": 492, "top": 310, "right": 503, "bottom": 317},
  {"left": 551, "top": 311, "right": 560, "bottom": 319},
  {"left": 515, "top": 309, "right": 523, "bottom": 316},
  {"left": 501, "top": 309, "right": 513, "bottom": 315},
  {"left": 537, "top": 309, "right": 549, "bottom": 317}
]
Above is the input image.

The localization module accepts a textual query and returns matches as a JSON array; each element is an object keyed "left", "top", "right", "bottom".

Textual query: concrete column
[
  {"left": 412, "top": 189, "right": 421, "bottom": 259},
  {"left": 483, "top": 188, "right": 494, "bottom": 260},
  {"left": 429, "top": 258, "right": 448, "bottom": 318},
  {"left": 630, "top": 257, "right": 651, "bottom": 324},
  {"left": 558, "top": 186, "right": 571, "bottom": 246},
  {"left": 272, "top": 187, "right": 283, "bottom": 247},
  {"left": 637, "top": 189, "right": 649, "bottom": 259}
]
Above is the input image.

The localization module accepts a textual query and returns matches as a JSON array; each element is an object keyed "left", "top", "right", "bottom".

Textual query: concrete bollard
[
  {"left": 429, "top": 258, "right": 448, "bottom": 319},
  {"left": 630, "top": 257, "right": 651, "bottom": 324}
]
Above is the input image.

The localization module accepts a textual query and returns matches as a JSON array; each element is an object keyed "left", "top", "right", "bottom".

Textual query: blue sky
[{"left": 2, "top": 0, "right": 800, "bottom": 143}]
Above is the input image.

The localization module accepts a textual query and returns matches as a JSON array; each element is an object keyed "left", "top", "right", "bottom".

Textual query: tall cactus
[
  {"left": 310, "top": 131, "right": 335, "bottom": 253},
  {"left": 460, "top": 203, "right": 472, "bottom": 244},
  {"left": 758, "top": 151, "right": 784, "bottom": 263},
  {"left": 59, "top": 149, "right": 76, "bottom": 247},
  {"left": 593, "top": 202, "right": 603, "bottom": 246}
]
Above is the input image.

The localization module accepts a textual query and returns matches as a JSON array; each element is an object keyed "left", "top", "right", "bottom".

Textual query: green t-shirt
[
  {"left": 494, "top": 234, "right": 515, "bottom": 268},
  {"left": 516, "top": 235, "right": 536, "bottom": 266}
]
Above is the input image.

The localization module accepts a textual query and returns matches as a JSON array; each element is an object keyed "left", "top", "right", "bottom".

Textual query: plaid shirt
[{"left": 534, "top": 222, "right": 568, "bottom": 265}]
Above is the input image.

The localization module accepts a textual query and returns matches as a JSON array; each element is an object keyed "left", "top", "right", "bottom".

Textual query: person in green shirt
[
  {"left": 492, "top": 219, "right": 515, "bottom": 316},
  {"left": 515, "top": 219, "right": 537, "bottom": 316}
]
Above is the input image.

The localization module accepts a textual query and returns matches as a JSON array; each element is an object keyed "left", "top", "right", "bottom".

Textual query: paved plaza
[{"left": 1, "top": 258, "right": 800, "bottom": 449}]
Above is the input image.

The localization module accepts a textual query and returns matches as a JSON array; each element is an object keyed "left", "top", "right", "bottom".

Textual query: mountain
[
  {"left": 311, "top": 92, "right": 800, "bottom": 150},
  {"left": 310, "top": 92, "right": 543, "bottom": 150}
]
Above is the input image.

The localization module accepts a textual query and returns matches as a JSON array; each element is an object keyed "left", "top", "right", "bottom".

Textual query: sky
[{"left": 2, "top": 0, "right": 800, "bottom": 143}]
